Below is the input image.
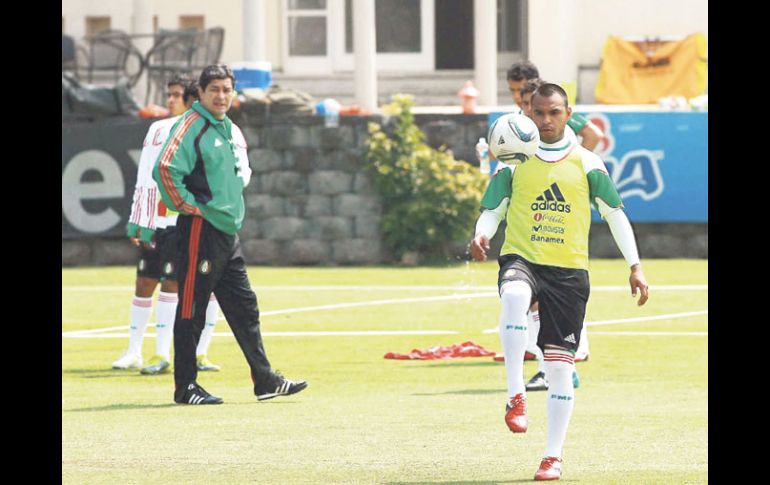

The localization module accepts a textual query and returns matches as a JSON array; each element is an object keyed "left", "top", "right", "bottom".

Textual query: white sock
[
  {"left": 543, "top": 349, "right": 576, "bottom": 458},
  {"left": 577, "top": 326, "right": 590, "bottom": 356},
  {"left": 154, "top": 292, "right": 178, "bottom": 359},
  {"left": 127, "top": 296, "right": 153, "bottom": 355},
  {"left": 196, "top": 295, "right": 219, "bottom": 357},
  {"left": 499, "top": 281, "right": 532, "bottom": 398},
  {"left": 527, "top": 310, "right": 545, "bottom": 373}
]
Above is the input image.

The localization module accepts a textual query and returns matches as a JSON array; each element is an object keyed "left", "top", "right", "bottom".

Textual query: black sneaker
[
  {"left": 525, "top": 371, "right": 549, "bottom": 392},
  {"left": 174, "top": 382, "right": 224, "bottom": 405},
  {"left": 255, "top": 372, "right": 308, "bottom": 401}
]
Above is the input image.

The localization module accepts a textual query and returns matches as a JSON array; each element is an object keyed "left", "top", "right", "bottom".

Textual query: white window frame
[
  {"left": 331, "top": 0, "right": 435, "bottom": 72},
  {"left": 282, "top": 0, "right": 333, "bottom": 74},
  {"left": 497, "top": 0, "right": 526, "bottom": 70}
]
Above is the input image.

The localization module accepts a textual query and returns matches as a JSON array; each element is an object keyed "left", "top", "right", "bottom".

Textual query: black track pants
[{"left": 173, "top": 215, "right": 275, "bottom": 394}]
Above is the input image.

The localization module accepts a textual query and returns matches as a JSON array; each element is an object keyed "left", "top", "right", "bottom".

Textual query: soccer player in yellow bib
[{"left": 470, "top": 83, "right": 649, "bottom": 481}]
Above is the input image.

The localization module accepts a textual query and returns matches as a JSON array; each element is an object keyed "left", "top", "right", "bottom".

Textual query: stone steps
[{"left": 272, "top": 70, "right": 514, "bottom": 107}]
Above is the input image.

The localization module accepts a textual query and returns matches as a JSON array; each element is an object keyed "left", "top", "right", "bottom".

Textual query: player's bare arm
[
  {"left": 578, "top": 122, "right": 604, "bottom": 152},
  {"left": 629, "top": 263, "right": 649, "bottom": 306},
  {"left": 471, "top": 234, "right": 490, "bottom": 262}
]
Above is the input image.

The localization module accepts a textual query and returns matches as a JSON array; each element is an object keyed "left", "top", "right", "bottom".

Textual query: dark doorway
[{"left": 435, "top": 0, "right": 474, "bottom": 69}]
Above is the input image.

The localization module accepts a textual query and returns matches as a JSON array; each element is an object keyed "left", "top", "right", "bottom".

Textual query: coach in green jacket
[{"left": 152, "top": 64, "right": 308, "bottom": 405}]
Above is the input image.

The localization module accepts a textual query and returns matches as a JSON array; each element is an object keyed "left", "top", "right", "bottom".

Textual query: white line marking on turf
[
  {"left": 259, "top": 293, "right": 492, "bottom": 317},
  {"left": 62, "top": 284, "right": 708, "bottom": 292},
  {"left": 62, "top": 330, "right": 458, "bottom": 339},
  {"left": 63, "top": 291, "right": 708, "bottom": 337},
  {"left": 585, "top": 310, "right": 708, "bottom": 327},
  {"left": 588, "top": 331, "right": 707, "bottom": 336},
  {"left": 268, "top": 330, "right": 457, "bottom": 337},
  {"left": 61, "top": 293, "right": 492, "bottom": 337},
  {"left": 481, "top": 310, "right": 708, "bottom": 333}
]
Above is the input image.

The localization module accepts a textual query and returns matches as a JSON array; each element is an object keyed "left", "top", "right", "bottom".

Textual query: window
[
  {"left": 345, "top": 0, "right": 421, "bottom": 54},
  {"left": 85, "top": 16, "right": 111, "bottom": 36},
  {"left": 179, "top": 15, "right": 205, "bottom": 31},
  {"left": 497, "top": 0, "right": 525, "bottom": 53},
  {"left": 287, "top": 0, "right": 327, "bottom": 56}
]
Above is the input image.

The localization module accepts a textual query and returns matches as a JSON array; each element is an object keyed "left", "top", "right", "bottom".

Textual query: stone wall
[
  {"left": 61, "top": 112, "right": 707, "bottom": 266},
  {"left": 232, "top": 114, "right": 386, "bottom": 265}
]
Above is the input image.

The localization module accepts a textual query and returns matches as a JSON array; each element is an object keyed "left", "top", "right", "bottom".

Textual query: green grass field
[{"left": 62, "top": 259, "right": 707, "bottom": 484}]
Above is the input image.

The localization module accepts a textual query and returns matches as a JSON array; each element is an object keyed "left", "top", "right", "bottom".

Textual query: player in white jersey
[{"left": 112, "top": 75, "right": 252, "bottom": 374}]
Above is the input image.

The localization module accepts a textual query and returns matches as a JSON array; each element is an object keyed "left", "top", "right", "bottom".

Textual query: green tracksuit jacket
[{"left": 152, "top": 101, "right": 245, "bottom": 235}]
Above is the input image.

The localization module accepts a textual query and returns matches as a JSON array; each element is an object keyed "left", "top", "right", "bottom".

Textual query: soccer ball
[{"left": 487, "top": 112, "right": 539, "bottom": 164}]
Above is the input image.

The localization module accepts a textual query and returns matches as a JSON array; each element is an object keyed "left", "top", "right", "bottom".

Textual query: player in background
[
  {"left": 471, "top": 83, "right": 649, "bottom": 480},
  {"left": 113, "top": 75, "right": 246, "bottom": 374},
  {"left": 507, "top": 62, "right": 604, "bottom": 151}
]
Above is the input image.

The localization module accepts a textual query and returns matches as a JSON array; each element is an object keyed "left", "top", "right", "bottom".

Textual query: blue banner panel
[{"left": 488, "top": 111, "right": 708, "bottom": 222}]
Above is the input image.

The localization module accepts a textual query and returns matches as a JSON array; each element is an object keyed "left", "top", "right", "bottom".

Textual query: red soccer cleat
[
  {"left": 524, "top": 351, "right": 537, "bottom": 361},
  {"left": 504, "top": 393, "right": 528, "bottom": 433},
  {"left": 534, "top": 456, "right": 562, "bottom": 481}
]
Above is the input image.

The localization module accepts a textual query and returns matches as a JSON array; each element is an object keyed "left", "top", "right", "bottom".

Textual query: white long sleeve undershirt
[
  {"left": 475, "top": 198, "right": 509, "bottom": 239},
  {"left": 475, "top": 196, "right": 640, "bottom": 268},
  {"left": 595, "top": 198, "right": 640, "bottom": 268}
]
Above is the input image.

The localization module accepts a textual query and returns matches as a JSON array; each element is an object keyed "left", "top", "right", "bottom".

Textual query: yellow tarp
[{"left": 595, "top": 33, "right": 708, "bottom": 104}]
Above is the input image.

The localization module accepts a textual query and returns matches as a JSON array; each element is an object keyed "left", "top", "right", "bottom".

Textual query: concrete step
[{"left": 272, "top": 70, "right": 513, "bottom": 107}]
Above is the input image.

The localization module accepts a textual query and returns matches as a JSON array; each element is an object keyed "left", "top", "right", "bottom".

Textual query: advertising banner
[
  {"left": 488, "top": 111, "right": 708, "bottom": 222},
  {"left": 62, "top": 119, "right": 153, "bottom": 238}
]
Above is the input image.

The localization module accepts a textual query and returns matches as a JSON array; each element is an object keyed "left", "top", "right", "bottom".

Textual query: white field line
[
  {"left": 482, "top": 310, "right": 708, "bottom": 333},
  {"left": 62, "top": 284, "right": 708, "bottom": 292},
  {"left": 62, "top": 287, "right": 707, "bottom": 338},
  {"left": 588, "top": 331, "right": 707, "bottom": 336},
  {"left": 64, "top": 329, "right": 706, "bottom": 339},
  {"left": 61, "top": 293, "right": 492, "bottom": 337},
  {"left": 64, "top": 330, "right": 459, "bottom": 339}
]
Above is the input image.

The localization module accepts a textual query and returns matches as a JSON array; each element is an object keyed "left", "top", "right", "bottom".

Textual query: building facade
[{"left": 62, "top": 0, "right": 707, "bottom": 104}]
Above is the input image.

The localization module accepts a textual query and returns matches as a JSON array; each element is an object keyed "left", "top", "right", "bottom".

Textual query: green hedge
[{"left": 364, "top": 94, "right": 486, "bottom": 261}]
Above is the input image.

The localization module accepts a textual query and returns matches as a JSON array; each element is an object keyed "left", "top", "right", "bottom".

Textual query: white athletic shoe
[{"left": 112, "top": 351, "right": 143, "bottom": 369}]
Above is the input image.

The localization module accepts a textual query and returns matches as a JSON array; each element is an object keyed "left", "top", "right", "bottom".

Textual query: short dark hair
[
  {"left": 506, "top": 61, "right": 539, "bottom": 82},
  {"left": 521, "top": 78, "right": 544, "bottom": 97},
  {"left": 183, "top": 81, "right": 200, "bottom": 104},
  {"left": 167, "top": 73, "right": 193, "bottom": 90},
  {"left": 532, "top": 83, "right": 569, "bottom": 108},
  {"left": 199, "top": 64, "right": 235, "bottom": 91}
]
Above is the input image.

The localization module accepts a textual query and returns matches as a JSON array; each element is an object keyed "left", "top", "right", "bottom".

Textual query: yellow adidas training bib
[{"left": 501, "top": 150, "right": 592, "bottom": 270}]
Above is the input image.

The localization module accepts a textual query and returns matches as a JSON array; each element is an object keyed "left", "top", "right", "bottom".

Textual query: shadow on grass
[
  {"left": 412, "top": 388, "right": 502, "bottom": 396},
  {"left": 62, "top": 369, "right": 151, "bottom": 379},
  {"left": 399, "top": 361, "right": 501, "bottom": 368},
  {"left": 385, "top": 480, "right": 553, "bottom": 484},
  {"left": 64, "top": 400, "right": 303, "bottom": 412},
  {"left": 64, "top": 403, "right": 177, "bottom": 412},
  {"left": 387, "top": 480, "right": 581, "bottom": 484}
]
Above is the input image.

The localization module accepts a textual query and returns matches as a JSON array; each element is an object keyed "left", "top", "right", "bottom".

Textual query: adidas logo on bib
[{"left": 531, "top": 183, "right": 571, "bottom": 213}]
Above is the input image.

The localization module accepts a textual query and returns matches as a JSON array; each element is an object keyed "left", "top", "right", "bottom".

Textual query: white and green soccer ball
[{"left": 487, "top": 112, "right": 539, "bottom": 164}]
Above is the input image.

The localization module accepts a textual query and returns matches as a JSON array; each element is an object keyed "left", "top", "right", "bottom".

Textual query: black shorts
[
  {"left": 497, "top": 254, "right": 589, "bottom": 352},
  {"left": 136, "top": 226, "right": 179, "bottom": 281}
]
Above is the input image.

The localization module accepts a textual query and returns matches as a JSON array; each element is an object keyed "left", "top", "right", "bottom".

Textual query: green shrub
[{"left": 364, "top": 94, "right": 486, "bottom": 261}]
